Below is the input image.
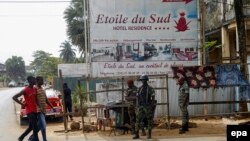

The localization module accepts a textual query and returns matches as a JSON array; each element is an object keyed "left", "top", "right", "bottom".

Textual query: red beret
[{"left": 127, "top": 79, "right": 134, "bottom": 86}]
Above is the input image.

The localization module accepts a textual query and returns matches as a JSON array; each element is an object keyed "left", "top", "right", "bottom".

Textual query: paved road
[
  {"left": 0, "top": 88, "right": 24, "bottom": 141},
  {"left": 0, "top": 88, "right": 226, "bottom": 141}
]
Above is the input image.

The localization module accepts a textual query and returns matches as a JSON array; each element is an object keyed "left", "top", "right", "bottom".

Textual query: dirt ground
[
  {"left": 9, "top": 88, "right": 250, "bottom": 139},
  {"left": 13, "top": 99, "right": 249, "bottom": 139},
  {"left": 46, "top": 116, "right": 233, "bottom": 138}
]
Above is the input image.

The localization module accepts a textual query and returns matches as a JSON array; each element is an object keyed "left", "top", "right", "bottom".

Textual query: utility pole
[
  {"left": 234, "top": 0, "right": 248, "bottom": 113},
  {"left": 200, "top": 0, "right": 208, "bottom": 117},
  {"left": 234, "top": 0, "right": 247, "bottom": 78},
  {"left": 83, "top": 0, "right": 90, "bottom": 104},
  {"left": 201, "top": 0, "right": 206, "bottom": 65}
]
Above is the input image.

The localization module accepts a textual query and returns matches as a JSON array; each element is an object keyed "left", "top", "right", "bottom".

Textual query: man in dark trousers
[
  {"left": 125, "top": 79, "right": 137, "bottom": 135},
  {"left": 125, "top": 79, "right": 146, "bottom": 136},
  {"left": 13, "top": 76, "right": 39, "bottom": 141},
  {"left": 178, "top": 80, "right": 190, "bottom": 134},
  {"left": 28, "top": 76, "right": 55, "bottom": 141},
  {"left": 133, "top": 75, "right": 156, "bottom": 139},
  {"left": 63, "top": 83, "right": 73, "bottom": 121}
]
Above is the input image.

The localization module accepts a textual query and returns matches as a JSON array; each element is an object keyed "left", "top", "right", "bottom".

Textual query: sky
[{"left": 0, "top": 0, "right": 78, "bottom": 65}]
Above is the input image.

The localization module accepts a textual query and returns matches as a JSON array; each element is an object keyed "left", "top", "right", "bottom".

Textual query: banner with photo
[
  {"left": 172, "top": 66, "right": 216, "bottom": 89},
  {"left": 89, "top": 0, "right": 199, "bottom": 77}
]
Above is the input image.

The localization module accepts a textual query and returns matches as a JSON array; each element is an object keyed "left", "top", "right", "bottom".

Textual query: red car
[{"left": 19, "top": 88, "right": 63, "bottom": 125}]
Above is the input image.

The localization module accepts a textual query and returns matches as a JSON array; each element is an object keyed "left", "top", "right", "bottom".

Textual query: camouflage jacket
[
  {"left": 125, "top": 86, "right": 138, "bottom": 105},
  {"left": 137, "top": 84, "right": 155, "bottom": 106},
  {"left": 178, "top": 81, "right": 189, "bottom": 105}
]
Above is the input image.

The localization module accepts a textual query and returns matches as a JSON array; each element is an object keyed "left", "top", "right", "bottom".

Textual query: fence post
[
  {"left": 59, "top": 69, "right": 68, "bottom": 132},
  {"left": 121, "top": 77, "right": 124, "bottom": 125},
  {"left": 166, "top": 74, "right": 170, "bottom": 129},
  {"left": 78, "top": 80, "right": 85, "bottom": 133}
]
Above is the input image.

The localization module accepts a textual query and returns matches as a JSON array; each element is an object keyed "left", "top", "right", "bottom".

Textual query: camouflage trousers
[
  {"left": 128, "top": 105, "right": 136, "bottom": 131},
  {"left": 179, "top": 103, "right": 189, "bottom": 127},
  {"left": 135, "top": 106, "right": 154, "bottom": 132}
]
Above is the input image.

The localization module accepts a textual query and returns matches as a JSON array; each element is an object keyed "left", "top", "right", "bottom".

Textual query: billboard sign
[
  {"left": 58, "top": 64, "right": 87, "bottom": 77},
  {"left": 89, "top": 0, "right": 199, "bottom": 77}
]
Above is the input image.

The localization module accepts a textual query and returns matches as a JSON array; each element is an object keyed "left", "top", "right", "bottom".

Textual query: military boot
[
  {"left": 147, "top": 129, "right": 152, "bottom": 139},
  {"left": 184, "top": 123, "right": 189, "bottom": 131},
  {"left": 131, "top": 128, "right": 135, "bottom": 135},
  {"left": 132, "top": 131, "right": 139, "bottom": 139},
  {"left": 179, "top": 127, "right": 186, "bottom": 134},
  {"left": 141, "top": 128, "right": 146, "bottom": 136}
]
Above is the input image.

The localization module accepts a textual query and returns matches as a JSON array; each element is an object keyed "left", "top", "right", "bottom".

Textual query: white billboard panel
[
  {"left": 89, "top": 0, "right": 199, "bottom": 77},
  {"left": 58, "top": 64, "right": 87, "bottom": 77}
]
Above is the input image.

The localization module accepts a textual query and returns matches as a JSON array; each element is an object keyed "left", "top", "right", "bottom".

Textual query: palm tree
[
  {"left": 59, "top": 41, "right": 76, "bottom": 63},
  {"left": 64, "top": 0, "right": 85, "bottom": 60}
]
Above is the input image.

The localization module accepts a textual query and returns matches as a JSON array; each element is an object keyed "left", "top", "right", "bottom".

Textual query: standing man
[
  {"left": 178, "top": 80, "right": 190, "bottom": 134},
  {"left": 133, "top": 75, "right": 156, "bottom": 139},
  {"left": 13, "top": 76, "right": 39, "bottom": 141},
  {"left": 125, "top": 80, "right": 137, "bottom": 135},
  {"left": 29, "top": 76, "right": 55, "bottom": 141},
  {"left": 125, "top": 79, "right": 146, "bottom": 136},
  {"left": 63, "top": 83, "right": 73, "bottom": 121}
]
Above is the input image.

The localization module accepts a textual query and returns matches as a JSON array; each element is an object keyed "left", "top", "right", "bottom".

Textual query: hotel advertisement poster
[{"left": 89, "top": 0, "right": 199, "bottom": 77}]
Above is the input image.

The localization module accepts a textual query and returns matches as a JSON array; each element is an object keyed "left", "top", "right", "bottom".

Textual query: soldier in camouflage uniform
[
  {"left": 133, "top": 75, "right": 156, "bottom": 139},
  {"left": 125, "top": 79, "right": 146, "bottom": 136},
  {"left": 178, "top": 80, "right": 190, "bottom": 134},
  {"left": 125, "top": 79, "right": 138, "bottom": 135}
]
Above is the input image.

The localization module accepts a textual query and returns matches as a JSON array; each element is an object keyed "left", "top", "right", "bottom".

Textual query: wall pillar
[{"left": 221, "top": 26, "right": 230, "bottom": 63}]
